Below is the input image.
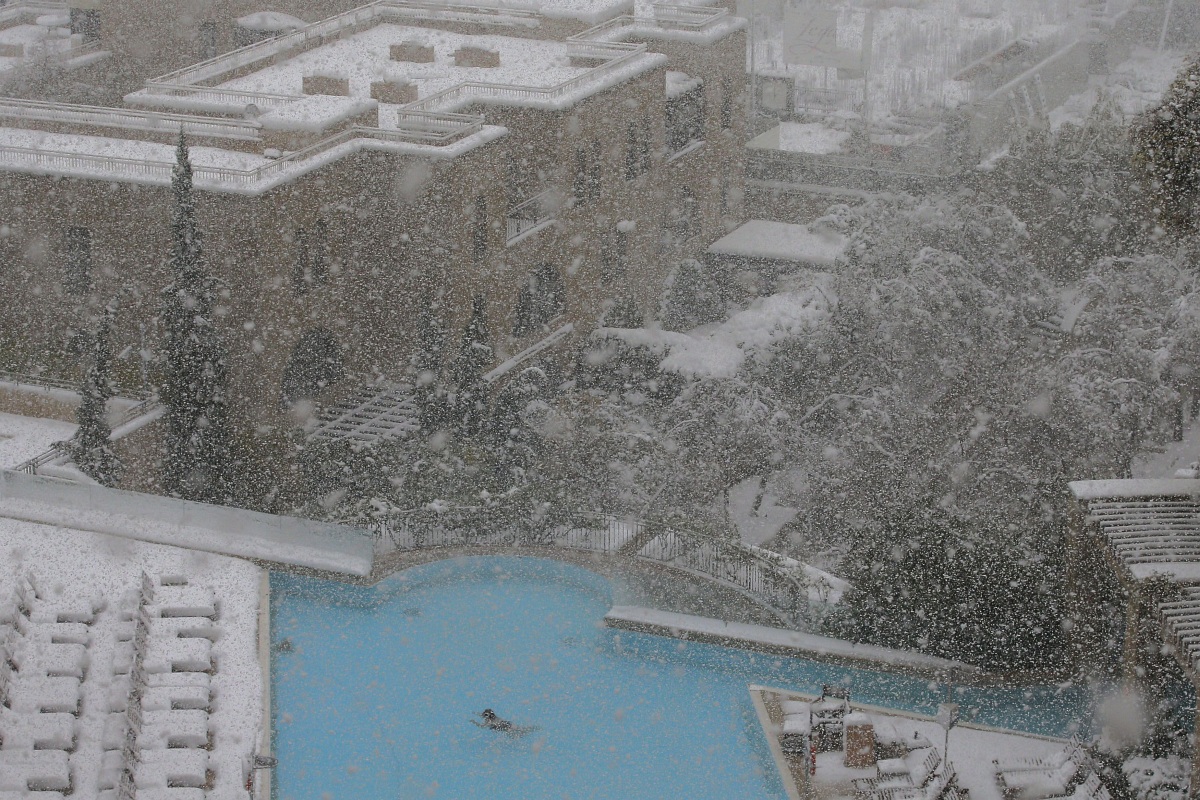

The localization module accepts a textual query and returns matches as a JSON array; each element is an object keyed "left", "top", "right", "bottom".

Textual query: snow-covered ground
[
  {"left": 0, "top": 514, "right": 262, "bottom": 799},
  {"left": 1050, "top": 47, "right": 1188, "bottom": 130},
  {"left": 0, "top": 411, "right": 74, "bottom": 469}
]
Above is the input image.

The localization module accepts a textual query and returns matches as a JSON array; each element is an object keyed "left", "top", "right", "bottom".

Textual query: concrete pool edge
[
  {"left": 749, "top": 686, "right": 804, "bottom": 800},
  {"left": 604, "top": 605, "right": 981, "bottom": 682},
  {"left": 257, "top": 568, "right": 273, "bottom": 800}
]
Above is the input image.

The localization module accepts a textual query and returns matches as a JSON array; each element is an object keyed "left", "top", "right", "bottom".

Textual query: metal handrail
[
  {"left": 13, "top": 396, "right": 161, "bottom": 475},
  {"left": 569, "top": 4, "right": 731, "bottom": 43},
  {"left": 505, "top": 188, "right": 556, "bottom": 242}
]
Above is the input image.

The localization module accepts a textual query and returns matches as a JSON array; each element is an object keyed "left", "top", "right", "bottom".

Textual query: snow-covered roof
[
  {"left": 0, "top": 120, "right": 507, "bottom": 194},
  {"left": 748, "top": 122, "right": 852, "bottom": 155},
  {"left": 708, "top": 219, "right": 849, "bottom": 266},
  {"left": 202, "top": 24, "right": 664, "bottom": 116},
  {"left": 0, "top": 470, "right": 375, "bottom": 575}
]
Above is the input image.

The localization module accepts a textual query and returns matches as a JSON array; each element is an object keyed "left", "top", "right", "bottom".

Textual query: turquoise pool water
[{"left": 270, "top": 556, "right": 1093, "bottom": 800}]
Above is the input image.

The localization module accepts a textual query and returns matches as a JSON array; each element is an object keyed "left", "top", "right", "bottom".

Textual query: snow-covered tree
[
  {"left": 73, "top": 301, "right": 119, "bottom": 485},
  {"left": 160, "top": 135, "right": 234, "bottom": 503},
  {"left": 449, "top": 294, "right": 492, "bottom": 435},
  {"left": 1134, "top": 55, "right": 1200, "bottom": 232}
]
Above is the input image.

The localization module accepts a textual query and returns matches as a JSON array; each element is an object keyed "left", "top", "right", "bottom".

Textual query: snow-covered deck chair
[
  {"left": 18, "top": 579, "right": 102, "bottom": 625},
  {"left": 780, "top": 700, "right": 811, "bottom": 716},
  {"left": 1040, "top": 773, "right": 1109, "bottom": 800},
  {"left": 994, "top": 739, "right": 1083, "bottom": 774},
  {"left": 149, "top": 616, "right": 220, "bottom": 642},
  {"left": 13, "top": 616, "right": 89, "bottom": 646},
  {"left": 144, "top": 637, "right": 211, "bottom": 673},
  {"left": 133, "top": 789, "right": 206, "bottom": 800},
  {"left": 8, "top": 640, "right": 88, "bottom": 679},
  {"left": 134, "top": 748, "right": 209, "bottom": 789},
  {"left": 877, "top": 763, "right": 957, "bottom": 800},
  {"left": 96, "top": 748, "right": 126, "bottom": 789},
  {"left": 3, "top": 676, "right": 81, "bottom": 714},
  {"left": 138, "top": 709, "right": 210, "bottom": 749},
  {"left": 855, "top": 748, "right": 941, "bottom": 793},
  {"left": 0, "top": 709, "right": 76, "bottom": 751},
  {"left": 142, "top": 683, "right": 211, "bottom": 712},
  {"left": 0, "top": 747, "right": 72, "bottom": 791},
  {"left": 147, "top": 585, "right": 216, "bottom": 620},
  {"left": 996, "top": 752, "right": 1086, "bottom": 800}
]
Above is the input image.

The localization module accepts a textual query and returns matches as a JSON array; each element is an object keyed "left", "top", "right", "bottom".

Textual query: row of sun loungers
[
  {"left": 100, "top": 574, "right": 219, "bottom": 798},
  {"left": 994, "top": 739, "right": 1109, "bottom": 800},
  {"left": 0, "top": 576, "right": 105, "bottom": 796}
]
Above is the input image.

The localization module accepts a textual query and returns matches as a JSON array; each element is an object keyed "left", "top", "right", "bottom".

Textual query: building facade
[{"left": 0, "top": 0, "right": 747, "bottom": 469}]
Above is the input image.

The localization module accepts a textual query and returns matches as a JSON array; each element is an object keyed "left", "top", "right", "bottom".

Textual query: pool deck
[{"left": 752, "top": 686, "right": 1073, "bottom": 800}]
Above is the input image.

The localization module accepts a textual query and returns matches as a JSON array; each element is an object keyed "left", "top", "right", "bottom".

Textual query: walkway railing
[
  {"left": 371, "top": 510, "right": 832, "bottom": 626},
  {"left": 0, "top": 98, "right": 263, "bottom": 140},
  {"left": 13, "top": 396, "right": 161, "bottom": 475}
]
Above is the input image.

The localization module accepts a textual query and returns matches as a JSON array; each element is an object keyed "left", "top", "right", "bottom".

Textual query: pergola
[{"left": 1068, "top": 478, "right": 1200, "bottom": 795}]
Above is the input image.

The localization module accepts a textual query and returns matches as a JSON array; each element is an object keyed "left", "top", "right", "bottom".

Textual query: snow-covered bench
[
  {"left": 0, "top": 748, "right": 72, "bottom": 791},
  {"left": 0, "top": 709, "right": 76, "bottom": 751}
]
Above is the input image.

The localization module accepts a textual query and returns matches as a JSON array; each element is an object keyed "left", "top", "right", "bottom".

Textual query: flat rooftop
[{"left": 213, "top": 24, "right": 663, "bottom": 120}]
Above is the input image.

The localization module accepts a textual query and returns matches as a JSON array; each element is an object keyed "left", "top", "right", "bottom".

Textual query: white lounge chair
[
  {"left": 994, "top": 739, "right": 1083, "bottom": 774},
  {"left": 0, "top": 748, "right": 72, "bottom": 791},
  {"left": 8, "top": 640, "right": 88, "bottom": 679},
  {"left": 4, "top": 676, "right": 81, "bottom": 714},
  {"left": 0, "top": 709, "right": 76, "bottom": 751},
  {"left": 139, "top": 709, "right": 210, "bottom": 749},
  {"left": 144, "top": 638, "right": 211, "bottom": 674},
  {"left": 134, "top": 748, "right": 209, "bottom": 790},
  {"left": 997, "top": 753, "right": 1086, "bottom": 800},
  {"left": 1041, "top": 772, "right": 1109, "bottom": 800},
  {"left": 855, "top": 748, "right": 941, "bottom": 793}
]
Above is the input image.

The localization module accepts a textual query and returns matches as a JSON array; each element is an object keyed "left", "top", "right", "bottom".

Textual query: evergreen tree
[
  {"left": 603, "top": 292, "right": 643, "bottom": 329},
  {"left": 413, "top": 289, "right": 448, "bottom": 433},
  {"left": 661, "top": 258, "right": 724, "bottom": 331},
  {"left": 160, "top": 134, "right": 234, "bottom": 503},
  {"left": 449, "top": 294, "right": 493, "bottom": 434},
  {"left": 1133, "top": 55, "right": 1200, "bottom": 232},
  {"left": 74, "top": 302, "right": 119, "bottom": 485}
]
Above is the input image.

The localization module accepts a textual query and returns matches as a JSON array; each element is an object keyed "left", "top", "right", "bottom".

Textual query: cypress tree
[
  {"left": 74, "top": 302, "right": 119, "bottom": 485},
  {"left": 160, "top": 134, "right": 233, "bottom": 503},
  {"left": 450, "top": 294, "right": 492, "bottom": 434},
  {"left": 1133, "top": 55, "right": 1200, "bottom": 232}
]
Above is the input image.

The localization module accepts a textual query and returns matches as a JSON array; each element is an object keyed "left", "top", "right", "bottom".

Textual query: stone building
[{"left": 0, "top": 0, "right": 747, "bottom": 476}]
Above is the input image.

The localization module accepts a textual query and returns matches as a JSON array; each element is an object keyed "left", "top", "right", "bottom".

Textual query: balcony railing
[
  {"left": 0, "top": 97, "right": 263, "bottom": 141},
  {"left": 505, "top": 189, "right": 556, "bottom": 243}
]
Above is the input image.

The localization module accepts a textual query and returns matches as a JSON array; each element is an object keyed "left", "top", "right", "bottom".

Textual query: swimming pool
[{"left": 270, "top": 556, "right": 1093, "bottom": 800}]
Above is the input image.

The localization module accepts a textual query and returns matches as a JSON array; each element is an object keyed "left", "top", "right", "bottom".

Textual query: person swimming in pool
[
  {"left": 477, "top": 709, "right": 513, "bottom": 732},
  {"left": 473, "top": 709, "right": 539, "bottom": 737}
]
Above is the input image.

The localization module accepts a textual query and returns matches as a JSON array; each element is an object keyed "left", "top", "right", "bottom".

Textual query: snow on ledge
[
  {"left": 604, "top": 606, "right": 980, "bottom": 676},
  {"left": 0, "top": 470, "right": 375, "bottom": 575},
  {"left": 1068, "top": 478, "right": 1200, "bottom": 501},
  {"left": 237, "top": 11, "right": 309, "bottom": 32}
]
